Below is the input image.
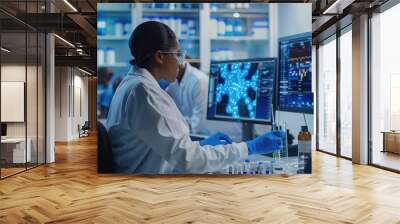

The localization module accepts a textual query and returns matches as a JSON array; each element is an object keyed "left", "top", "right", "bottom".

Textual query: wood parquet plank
[{"left": 0, "top": 135, "right": 400, "bottom": 223}]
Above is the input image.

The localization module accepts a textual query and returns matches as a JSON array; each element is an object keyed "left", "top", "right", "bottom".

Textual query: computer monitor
[
  {"left": 207, "top": 58, "right": 277, "bottom": 124},
  {"left": 1, "top": 123, "right": 7, "bottom": 137},
  {"left": 277, "top": 32, "right": 313, "bottom": 114}
]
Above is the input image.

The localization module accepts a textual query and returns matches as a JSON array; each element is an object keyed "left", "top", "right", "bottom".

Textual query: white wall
[
  {"left": 1, "top": 65, "right": 42, "bottom": 136},
  {"left": 1, "top": 64, "right": 47, "bottom": 164},
  {"left": 1, "top": 65, "right": 26, "bottom": 81},
  {"left": 72, "top": 73, "right": 89, "bottom": 138},
  {"left": 55, "top": 67, "right": 68, "bottom": 141},
  {"left": 55, "top": 67, "right": 89, "bottom": 141},
  {"left": 277, "top": 4, "right": 312, "bottom": 38},
  {"left": 1, "top": 65, "right": 26, "bottom": 138}
]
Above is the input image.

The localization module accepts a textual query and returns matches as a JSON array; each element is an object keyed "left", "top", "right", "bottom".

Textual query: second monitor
[
  {"left": 207, "top": 58, "right": 277, "bottom": 124},
  {"left": 277, "top": 32, "right": 313, "bottom": 113}
]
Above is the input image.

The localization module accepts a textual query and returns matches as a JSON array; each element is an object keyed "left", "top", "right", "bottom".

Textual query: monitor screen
[
  {"left": 207, "top": 58, "right": 277, "bottom": 124},
  {"left": 277, "top": 32, "right": 313, "bottom": 113},
  {"left": 1, "top": 123, "right": 7, "bottom": 137}
]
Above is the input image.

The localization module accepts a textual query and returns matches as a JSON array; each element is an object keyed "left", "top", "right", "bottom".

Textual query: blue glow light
[{"left": 215, "top": 62, "right": 258, "bottom": 118}]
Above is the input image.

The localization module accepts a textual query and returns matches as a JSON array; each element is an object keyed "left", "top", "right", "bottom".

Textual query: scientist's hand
[
  {"left": 158, "top": 80, "right": 170, "bottom": 90},
  {"left": 199, "top": 132, "right": 233, "bottom": 146},
  {"left": 271, "top": 130, "right": 286, "bottom": 139},
  {"left": 245, "top": 131, "right": 285, "bottom": 155}
]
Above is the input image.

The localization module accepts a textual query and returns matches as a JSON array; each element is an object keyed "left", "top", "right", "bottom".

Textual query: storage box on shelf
[{"left": 97, "top": 3, "right": 272, "bottom": 71}]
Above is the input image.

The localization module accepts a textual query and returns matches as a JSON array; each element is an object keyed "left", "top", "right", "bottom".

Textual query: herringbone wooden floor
[{"left": 1, "top": 135, "right": 400, "bottom": 224}]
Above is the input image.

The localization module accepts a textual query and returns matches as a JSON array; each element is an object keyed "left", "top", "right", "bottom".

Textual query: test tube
[
  {"left": 264, "top": 161, "right": 272, "bottom": 174},
  {"left": 258, "top": 162, "right": 264, "bottom": 175},
  {"left": 244, "top": 160, "right": 250, "bottom": 174},
  {"left": 275, "top": 122, "right": 289, "bottom": 174},
  {"left": 240, "top": 162, "right": 246, "bottom": 174},
  {"left": 251, "top": 162, "right": 257, "bottom": 175},
  {"left": 271, "top": 103, "right": 276, "bottom": 130},
  {"left": 236, "top": 163, "right": 241, "bottom": 175},
  {"left": 283, "top": 123, "right": 289, "bottom": 173},
  {"left": 223, "top": 166, "right": 229, "bottom": 174},
  {"left": 232, "top": 164, "right": 237, "bottom": 174}
]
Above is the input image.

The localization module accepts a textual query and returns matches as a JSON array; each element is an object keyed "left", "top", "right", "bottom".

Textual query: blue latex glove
[
  {"left": 245, "top": 131, "right": 285, "bottom": 155},
  {"left": 158, "top": 80, "right": 170, "bottom": 90},
  {"left": 271, "top": 130, "right": 286, "bottom": 139},
  {"left": 199, "top": 132, "right": 233, "bottom": 146}
]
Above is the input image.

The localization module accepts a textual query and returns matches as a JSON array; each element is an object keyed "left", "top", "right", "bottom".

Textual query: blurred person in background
[
  {"left": 164, "top": 56, "right": 209, "bottom": 134},
  {"left": 98, "top": 67, "right": 114, "bottom": 119}
]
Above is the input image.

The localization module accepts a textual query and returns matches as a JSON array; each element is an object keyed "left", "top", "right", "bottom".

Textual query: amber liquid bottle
[{"left": 298, "top": 126, "right": 312, "bottom": 173}]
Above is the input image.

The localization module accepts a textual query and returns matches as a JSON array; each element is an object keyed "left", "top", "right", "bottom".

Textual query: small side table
[
  {"left": 1, "top": 138, "right": 32, "bottom": 164},
  {"left": 381, "top": 131, "right": 400, "bottom": 154}
]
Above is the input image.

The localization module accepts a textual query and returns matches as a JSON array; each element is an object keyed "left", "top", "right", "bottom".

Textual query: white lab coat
[
  {"left": 166, "top": 62, "right": 208, "bottom": 134},
  {"left": 106, "top": 66, "right": 248, "bottom": 174}
]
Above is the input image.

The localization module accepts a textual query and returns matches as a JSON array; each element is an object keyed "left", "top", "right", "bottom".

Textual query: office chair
[
  {"left": 97, "top": 121, "right": 115, "bottom": 173},
  {"left": 82, "top": 121, "right": 90, "bottom": 131},
  {"left": 79, "top": 121, "right": 90, "bottom": 138}
]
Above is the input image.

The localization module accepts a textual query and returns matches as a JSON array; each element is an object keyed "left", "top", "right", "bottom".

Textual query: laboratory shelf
[
  {"left": 211, "top": 36, "right": 268, "bottom": 41},
  {"left": 98, "top": 4, "right": 132, "bottom": 12},
  {"left": 178, "top": 36, "right": 199, "bottom": 40},
  {"left": 186, "top": 58, "right": 201, "bottom": 63},
  {"left": 210, "top": 9, "right": 268, "bottom": 15},
  {"left": 98, "top": 63, "right": 128, "bottom": 68},
  {"left": 98, "top": 35, "right": 130, "bottom": 41},
  {"left": 98, "top": 9, "right": 131, "bottom": 13},
  {"left": 97, "top": 2, "right": 273, "bottom": 72},
  {"left": 142, "top": 9, "right": 200, "bottom": 14}
]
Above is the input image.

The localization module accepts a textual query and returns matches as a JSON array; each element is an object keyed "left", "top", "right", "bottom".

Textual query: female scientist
[{"left": 106, "top": 21, "right": 284, "bottom": 174}]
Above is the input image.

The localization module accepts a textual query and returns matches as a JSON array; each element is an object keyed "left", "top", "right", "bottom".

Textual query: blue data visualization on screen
[
  {"left": 278, "top": 32, "right": 313, "bottom": 113},
  {"left": 207, "top": 58, "right": 276, "bottom": 124}
]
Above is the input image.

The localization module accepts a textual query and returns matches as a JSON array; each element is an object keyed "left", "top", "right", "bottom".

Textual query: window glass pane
[
  {"left": 318, "top": 36, "right": 337, "bottom": 154},
  {"left": 0, "top": 0, "right": 46, "bottom": 178},
  {"left": 371, "top": 3, "right": 400, "bottom": 171},
  {"left": 38, "top": 32, "right": 45, "bottom": 165},
  {"left": 27, "top": 30, "right": 38, "bottom": 169},
  {"left": 340, "top": 28, "right": 352, "bottom": 158},
  {"left": 1, "top": 28, "right": 27, "bottom": 178}
]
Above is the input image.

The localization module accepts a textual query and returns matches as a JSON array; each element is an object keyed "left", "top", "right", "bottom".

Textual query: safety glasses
[{"left": 159, "top": 50, "right": 186, "bottom": 65}]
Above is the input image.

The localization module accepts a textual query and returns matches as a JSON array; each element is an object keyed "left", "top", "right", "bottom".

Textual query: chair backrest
[
  {"left": 97, "top": 121, "right": 115, "bottom": 173},
  {"left": 82, "top": 121, "right": 90, "bottom": 130}
]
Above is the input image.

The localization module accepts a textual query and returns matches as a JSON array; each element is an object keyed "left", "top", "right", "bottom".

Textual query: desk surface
[
  {"left": 1, "top": 138, "right": 28, "bottom": 143},
  {"left": 381, "top": 131, "right": 400, "bottom": 134}
]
